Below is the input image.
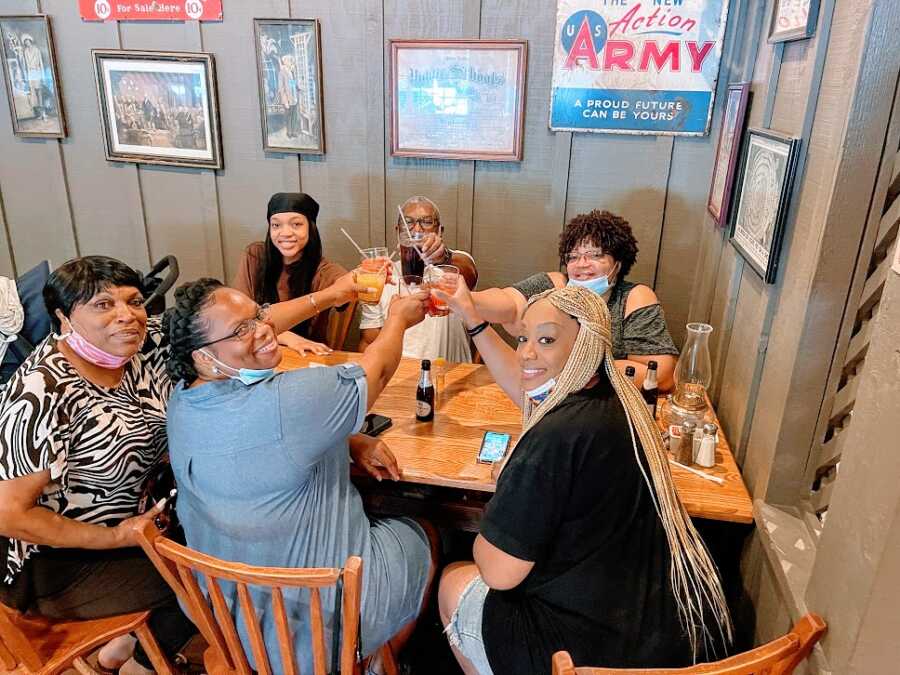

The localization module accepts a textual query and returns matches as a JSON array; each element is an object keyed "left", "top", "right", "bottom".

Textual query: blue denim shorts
[{"left": 444, "top": 576, "right": 493, "bottom": 675}]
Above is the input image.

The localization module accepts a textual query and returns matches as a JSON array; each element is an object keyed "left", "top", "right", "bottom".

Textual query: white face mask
[{"left": 525, "top": 377, "right": 556, "bottom": 404}]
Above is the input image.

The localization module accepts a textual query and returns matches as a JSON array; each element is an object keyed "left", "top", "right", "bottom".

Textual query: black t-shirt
[{"left": 480, "top": 377, "right": 695, "bottom": 673}]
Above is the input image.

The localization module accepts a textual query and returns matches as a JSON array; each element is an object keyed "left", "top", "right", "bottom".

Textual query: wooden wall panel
[
  {"left": 118, "top": 22, "right": 224, "bottom": 283},
  {"left": 201, "top": 0, "right": 290, "bottom": 284},
  {"left": 44, "top": 0, "right": 150, "bottom": 272},
  {"left": 0, "top": 0, "right": 77, "bottom": 271}
]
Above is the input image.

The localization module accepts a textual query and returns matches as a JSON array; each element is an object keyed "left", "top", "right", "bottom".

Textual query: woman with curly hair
[
  {"left": 436, "top": 284, "right": 731, "bottom": 674},
  {"left": 470, "top": 210, "right": 679, "bottom": 390}
]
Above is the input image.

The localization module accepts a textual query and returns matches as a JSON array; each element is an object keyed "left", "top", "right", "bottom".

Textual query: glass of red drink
[{"left": 423, "top": 265, "right": 458, "bottom": 317}]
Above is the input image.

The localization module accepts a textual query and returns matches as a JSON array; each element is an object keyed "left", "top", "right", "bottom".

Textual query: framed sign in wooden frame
[
  {"left": 390, "top": 39, "right": 527, "bottom": 161},
  {"left": 707, "top": 82, "right": 751, "bottom": 226},
  {"left": 768, "top": 0, "right": 820, "bottom": 43}
]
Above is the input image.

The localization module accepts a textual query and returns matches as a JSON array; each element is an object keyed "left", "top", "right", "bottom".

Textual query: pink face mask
[{"left": 57, "top": 320, "right": 141, "bottom": 370}]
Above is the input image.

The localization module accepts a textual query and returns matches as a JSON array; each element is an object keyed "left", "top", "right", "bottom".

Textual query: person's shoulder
[
  {"left": 624, "top": 282, "right": 659, "bottom": 315},
  {"left": 0, "top": 340, "right": 80, "bottom": 409},
  {"left": 316, "top": 257, "right": 348, "bottom": 279},
  {"left": 244, "top": 241, "right": 266, "bottom": 260},
  {"left": 547, "top": 271, "right": 567, "bottom": 288}
]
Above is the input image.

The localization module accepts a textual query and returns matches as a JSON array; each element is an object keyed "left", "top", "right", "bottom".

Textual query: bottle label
[{"left": 416, "top": 401, "right": 432, "bottom": 418}]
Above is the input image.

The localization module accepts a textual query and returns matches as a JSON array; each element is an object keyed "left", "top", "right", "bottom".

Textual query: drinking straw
[
  {"left": 668, "top": 458, "right": 725, "bottom": 485},
  {"left": 340, "top": 228, "right": 367, "bottom": 258},
  {"left": 397, "top": 205, "right": 429, "bottom": 263}
]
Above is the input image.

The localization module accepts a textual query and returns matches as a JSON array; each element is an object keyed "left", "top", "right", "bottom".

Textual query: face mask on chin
[
  {"left": 56, "top": 319, "right": 139, "bottom": 369},
  {"left": 524, "top": 377, "right": 556, "bottom": 404},
  {"left": 200, "top": 349, "right": 275, "bottom": 386},
  {"left": 567, "top": 275, "right": 611, "bottom": 296}
]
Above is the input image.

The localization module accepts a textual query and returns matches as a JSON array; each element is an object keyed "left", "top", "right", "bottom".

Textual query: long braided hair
[
  {"left": 162, "top": 278, "right": 223, "bottom": 384},
  {"left": 514, "top": 286, "right": 732, "bottom": 658}
]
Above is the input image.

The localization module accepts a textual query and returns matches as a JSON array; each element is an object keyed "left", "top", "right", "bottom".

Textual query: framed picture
[
  {"left": 253, "top": 18, "right": 325, "bottom": 154},
  {"left": 768, "top": 0, "right": 820, "bottom": 43},
  {"left": 0, "top": 15, "right": 66, "bottom": 138},
  {"left": 390, "top": 39, "right": 528, "bottom": 161},
  {"left": 707, "top": 82, "right": 750, "bottom": 226},
  {"left": 729, "top": 128, "right": 801, "bottom": 284},
  {"left": 92, "top": 49, "right": 223, "bottom": 169}
]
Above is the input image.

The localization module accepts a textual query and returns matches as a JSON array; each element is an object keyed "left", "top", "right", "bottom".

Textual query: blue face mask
[
  {"left": 200, "top": 349, "right": 275, "bottom": 386},
  {"left": 567, "top": 275, "right": 611, "bottom": 296},
  {"left": 524, "top": 377, "right": 556, "bottom": 404}
]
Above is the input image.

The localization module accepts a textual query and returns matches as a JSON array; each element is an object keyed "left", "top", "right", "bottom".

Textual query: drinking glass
[
  {"left": 423, "top": 265, "right": 458, "bottom": 317},
  {"left": 357, "top": 247, "right": 389, "bottom": 304},
  {"left": 399, "top": 274, "right": 423, "bottom": 296},
  {"left": 399, "top": 229, "right": 426, "bottom": 278}
]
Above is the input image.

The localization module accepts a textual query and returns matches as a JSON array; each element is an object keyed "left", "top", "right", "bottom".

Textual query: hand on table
[
  {"left": 279, "top": 332, "right": 332, "bottom": 357},
  {"left": 349, "top": 433, "right": 400, "bottom": 482}
]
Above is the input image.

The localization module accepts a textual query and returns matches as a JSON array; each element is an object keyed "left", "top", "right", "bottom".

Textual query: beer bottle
[
  {"left": 625, "top": 365, "right": 636, "bottom": 382},
  {"left": 641, "top": 360, "right": 659, "bottom": 417},
  {"left": 416, "top": 359, "right": 434, "bottom": 422}
]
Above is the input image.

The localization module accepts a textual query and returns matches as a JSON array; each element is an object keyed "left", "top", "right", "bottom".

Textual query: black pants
[{"left": 0, "top": 547, "right": 196, "bottom": 668}]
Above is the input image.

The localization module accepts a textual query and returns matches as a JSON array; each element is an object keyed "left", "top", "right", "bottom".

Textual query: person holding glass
[
  {"left": 358, "top": 196, "right": 478, "bottom": 362},
  {"left": 233, "top": 192, "right": 348, "bottom": 356},
  {"left": 435, "top": 283, "right": 731, "bottom": 674},
  {"left": 164, "top": 278, "right": 437, "bottom": 674},
  {"left": 469, "top": 210, "right": 679, "bottom": 390}
]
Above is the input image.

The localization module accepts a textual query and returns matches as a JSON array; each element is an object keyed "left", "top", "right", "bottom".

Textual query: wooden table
[{"left": 278, "top": 350, "right": 753, "bottom": 526}]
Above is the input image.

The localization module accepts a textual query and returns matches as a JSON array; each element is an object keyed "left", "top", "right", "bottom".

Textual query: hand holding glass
[
  {"left": 357, "top": 247, "right": 390, "bottom": 304},
  {"left": 423, "top": 265, "right": 459, "bottom": 317}
]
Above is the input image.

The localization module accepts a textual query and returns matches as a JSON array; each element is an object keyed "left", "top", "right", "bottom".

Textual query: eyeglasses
[
  {"left": 399, "top": 215, "right": 439, "bottom": 231},
  {"left": 199, "top": 304, "right": 271, "bottom": 348},
  {"left": 565, "top": 250, "right": 607, "bottom": 265}
]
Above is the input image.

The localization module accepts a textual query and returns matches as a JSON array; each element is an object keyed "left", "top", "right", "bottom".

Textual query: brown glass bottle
[
  {"left": 641, "top": 360, "right": 659, "bottom": 417},
  {"left": 416, "top": 359, "right": 434, "bottom": 422}
]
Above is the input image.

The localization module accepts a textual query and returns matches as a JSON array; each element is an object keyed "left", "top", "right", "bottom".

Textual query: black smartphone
[
  {"left": 477, "top": 431, "right": 511, "bottom": 464},
  {"left": 362, "top": 413, "right": 392, "bottom": 437}
]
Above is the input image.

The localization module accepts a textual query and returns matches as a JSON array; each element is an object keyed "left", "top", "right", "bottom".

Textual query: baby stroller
[{"left": 0, "top": 255, "right": 179, "bottom": 383}]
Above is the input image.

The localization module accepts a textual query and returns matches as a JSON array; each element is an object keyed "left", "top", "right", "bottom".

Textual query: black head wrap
[{"left": 267, "top": 192, "right": 319, "bottom": 224}]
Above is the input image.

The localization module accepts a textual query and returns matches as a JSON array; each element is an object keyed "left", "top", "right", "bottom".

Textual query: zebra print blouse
[{"left": 0, "top": 317, "right": 171, "bottom": 584}]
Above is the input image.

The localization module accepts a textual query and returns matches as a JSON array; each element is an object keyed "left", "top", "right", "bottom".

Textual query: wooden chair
[
  {"left": 0, "top": 602, "right": 171, "bottom": 675},
  {"left": 326, "top": 299, "right": 358, "bottom": 351},
  {"left": 551, "top": 613, "right": 826, "bottom": 675},
  {"left": 136, "top": 521, "right": 396, "bottom": 675}
]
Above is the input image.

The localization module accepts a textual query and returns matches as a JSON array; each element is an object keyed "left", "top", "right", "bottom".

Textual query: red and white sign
[{"left": 79, "top": 0, "right": 223, "bottom": 22}]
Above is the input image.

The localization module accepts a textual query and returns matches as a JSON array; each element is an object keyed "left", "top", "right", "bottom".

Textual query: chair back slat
[
  {"left": 271, "top": 587, "right": 298, "bottom": 675},
  {"left": 205, "top": 575, "right": 254, "bottom": 675},
  {"left": 339, "top": 557, "right": 363, "bottom": 675},
  {"left": 552, "top": 614, "right": 826, "bottom": 675},
  {"left": 308, "top": 587, "right": 328, "bottom": 675},
  {"left": 176, "top": 563, "right": 242, "bottom": 672},
  {"left": 237, "top": 581, "right": 272, "bottom": 675},
  {"left": 0, "top": 605, "right": 43, "bottom": 671}
]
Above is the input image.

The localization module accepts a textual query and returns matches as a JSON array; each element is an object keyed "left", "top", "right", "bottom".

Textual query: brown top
[
  {"left": 277, "top": 350, "right": 753, "bottom": 524},
  {"left": 232, "top": 241, "right": 347, "bottom": 342}
]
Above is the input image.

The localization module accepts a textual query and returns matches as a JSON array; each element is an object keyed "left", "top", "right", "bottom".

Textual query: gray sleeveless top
[{"left": 510, "top": 273, "right": 679, "bottom": 360}]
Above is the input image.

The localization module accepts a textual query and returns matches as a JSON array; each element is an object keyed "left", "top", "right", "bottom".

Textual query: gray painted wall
[{"left": 0, "top": 0, "right": 746, "bottom": 347}]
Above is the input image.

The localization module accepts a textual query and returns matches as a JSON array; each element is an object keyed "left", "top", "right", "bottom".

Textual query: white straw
[
  {"left": 397, "top": 205, "right": 429, "bottom": 263},
  {"left": 668, "top": 458, "right": 725, "bottom": 485},
  {"left": 340, "top": 228, "right": 367, "bottom": 257}
]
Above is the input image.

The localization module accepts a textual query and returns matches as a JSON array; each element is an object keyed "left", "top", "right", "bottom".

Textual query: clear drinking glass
[
  {"left": 399, "top": 229, "right": 426, "bottom": 278},
  {"left": 671, "top": 323, "right": 713, "bottom": 421},
  {"left": 423, "top": 265, "right": 458, "bottom": 317},
  {"left": 357, "top": 247, "right": 389, "bottom": 304}
]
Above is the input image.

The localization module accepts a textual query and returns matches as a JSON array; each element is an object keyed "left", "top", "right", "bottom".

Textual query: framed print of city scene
[
  {"left": 254, "top": 18, "right": 325, "bottom": 154},
  {"left": 0, "top": 15, "right": 66, "bottom": 138},
  {"left": 730, "top": 128, "right": 801, "bottom": 283},
  {"left": 92, "top": 49, "right": 223, "bottom": 169},
  {"left": 390, "top": 39, "right": 528, "bottom": 161}
]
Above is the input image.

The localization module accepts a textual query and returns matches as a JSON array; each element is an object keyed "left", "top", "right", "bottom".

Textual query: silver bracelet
[{"left": 308, "top": 293, "right": 320, "bottom": 314}]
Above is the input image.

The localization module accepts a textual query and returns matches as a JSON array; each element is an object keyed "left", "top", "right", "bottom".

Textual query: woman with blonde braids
[{"left": 436, "top": 283, "right": 731, "bottom": 674}]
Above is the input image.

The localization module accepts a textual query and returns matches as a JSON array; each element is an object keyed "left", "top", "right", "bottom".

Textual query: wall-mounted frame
[
  {"left": 768, "top": 0, "right": 820, "bottom": 43},
  {"left": 0, "top": 14, "right": 66, "bottom": 138},
  {"left": 390, "top": 39, "right": 527, "bottom": 161},
  {"left": 92, "top": 49, "right": 223, "bottom": 169},
  {"left": 707, "top": 82, "right": 751, "bottom": 226},
  {"left": 253, "top": 18, "right": 325, "bottom": 155},
  {"left": 730, "top": 128, "right": 801, "bottom": 284}
]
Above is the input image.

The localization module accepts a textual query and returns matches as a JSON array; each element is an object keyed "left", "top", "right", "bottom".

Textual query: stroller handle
[{"left": 142, "top": 255, "right": 180, "bottom": 312}]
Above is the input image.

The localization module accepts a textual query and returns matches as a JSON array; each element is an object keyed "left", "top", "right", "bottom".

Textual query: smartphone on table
[
  {"left": 361, "top": 413, "right": 392, "bottom": 437},
  {"left": 477, "top": 431, "right": 511, "bottom": 464}
]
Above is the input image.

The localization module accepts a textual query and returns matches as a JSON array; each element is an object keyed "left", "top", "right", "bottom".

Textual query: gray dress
[{"left": 510, "top": 274, "right": 679, "bottom": 360}]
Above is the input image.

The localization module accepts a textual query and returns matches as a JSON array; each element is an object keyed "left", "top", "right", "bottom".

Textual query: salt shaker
[
  {"left": 692, "top": 424, "right": 703, "bottom": 461},
  {"left": 695, "top": 423, "right": 718, "bottom": 468},
  {"left": 677, "top": 421, "right": 696, "bottom": 465}
]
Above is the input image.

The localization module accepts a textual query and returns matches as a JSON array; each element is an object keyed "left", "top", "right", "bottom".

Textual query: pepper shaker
[{"left": 677, "top": 421, "right": 696, "bottom": 465}]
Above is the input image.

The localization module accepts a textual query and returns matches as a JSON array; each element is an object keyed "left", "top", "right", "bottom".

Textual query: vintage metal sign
[
  {"left": 549, "top": 0, "right": 730, "bottom": 136},
  {"left": 79, "top": 0, "right": 223, "bottom": 22}
]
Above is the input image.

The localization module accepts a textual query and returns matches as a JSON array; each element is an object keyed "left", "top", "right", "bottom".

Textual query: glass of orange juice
[{"left": 357, "top": 247, "right": 389, "bottom": 304}]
